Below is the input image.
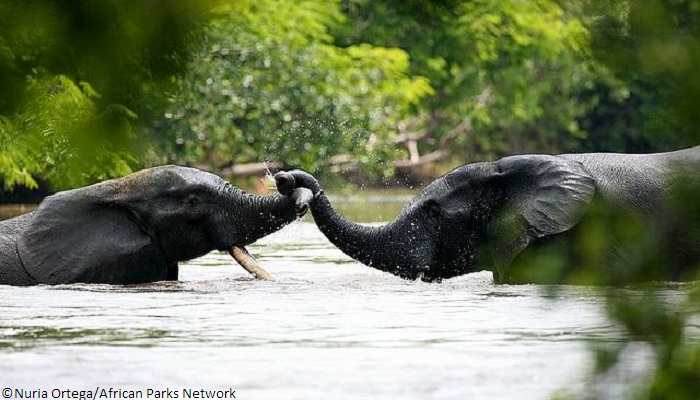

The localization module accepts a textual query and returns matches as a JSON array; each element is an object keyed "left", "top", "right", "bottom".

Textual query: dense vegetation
[
  {"left": 0, "top": 0, "right": 221, "bottom": 190},
  {"left": 2, "top": 0, "right": 697, "bottom": 191}
]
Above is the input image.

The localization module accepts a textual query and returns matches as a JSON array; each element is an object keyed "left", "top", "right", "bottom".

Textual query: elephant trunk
[
  {"left": 312, "top": 194, "right": 390, "bottom": 265},
  {"left": 280, "top": 171, "right": 426, "bottom": 279},
  {"left": 227, "top": 188, "right": 301, "bottom": 246}
]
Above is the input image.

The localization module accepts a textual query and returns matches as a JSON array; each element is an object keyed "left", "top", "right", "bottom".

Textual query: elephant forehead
[
  {"left": 152, "top": 165, "right": 222, "bottom": 183},
  {"left": 405, "top": 176, "right": 463, "bottom": 213},
  {"left": 76, "top": 165, "right": 226, "bottom": 201},
  {"left": 416, "top": 176, "right": 451, "bottom": 201},
  {"left": 132, "top": 165, "right": 226, "bottom": 191},
  {"left": 444, "top": 162, "right": 496, "bottom": 184},
  {"left": 400, "top": 162, "right": 498, "bottom": 216},
  {"left": 422, "top": 162, "right": 495, "bottom": 198}
]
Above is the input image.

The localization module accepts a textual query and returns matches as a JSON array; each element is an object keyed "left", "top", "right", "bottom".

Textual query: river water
[{"left": 0, "top": 195, "right": 682, "bottom": 399}]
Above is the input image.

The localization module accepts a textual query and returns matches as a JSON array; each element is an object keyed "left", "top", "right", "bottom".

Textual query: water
[{"left": 0, "top": 196, "right": 672, "bottom": 399}]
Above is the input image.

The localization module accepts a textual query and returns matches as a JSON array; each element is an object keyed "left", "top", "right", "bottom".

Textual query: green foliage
[
  {"left": 513, "top": 178, "right": 700, "bottom": 400},
  {"left": 547, "top": 3, "right": 700, "bottom": 398},
  {"left": 333, "top": 0, "right": 603, "bottom": 160},
  {"left": 577, "top": 0, "right": 700, "bottom": 152},
  {"left": 148, "top": 0, "right": 432, "bottom": 179},
  {"left": 3, "top": 74, "right": 140, "bottom": 189},
  {"left": 0, "top": 0, "right": 218, "bottom": 190},
  {"left": 2, "top": 0, "right": 697, "bottom": 191}
]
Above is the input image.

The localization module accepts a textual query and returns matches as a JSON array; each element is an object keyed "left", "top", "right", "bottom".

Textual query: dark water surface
[{"left": 0, "top": 195, "right": 683, "bottom": 399}]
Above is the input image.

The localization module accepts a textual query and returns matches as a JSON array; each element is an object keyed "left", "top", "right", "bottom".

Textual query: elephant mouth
[
  {"left": 293, "top": 187, "right": 314, "bottom": 218},
  {"left": 229, "top": 245, "right": 276, "bottom": 281},
  {"left": 295, "top": 202, "right": 309, "bottom": 217}
]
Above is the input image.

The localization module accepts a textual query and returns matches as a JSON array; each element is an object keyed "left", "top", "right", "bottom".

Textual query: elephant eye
[
  {"left": 184, "top": 193, "right": 203, "bottom": 206},
  {"left": 420, "top": 199, "right": 441, "bottom": 216}
]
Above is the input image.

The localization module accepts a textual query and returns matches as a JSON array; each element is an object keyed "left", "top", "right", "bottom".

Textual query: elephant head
[
  {"left": 17, "top": 165, "right": 312, "bottom": 284},
  {"left": 276, "top": 155, "right": 595, "bottom": 282}
]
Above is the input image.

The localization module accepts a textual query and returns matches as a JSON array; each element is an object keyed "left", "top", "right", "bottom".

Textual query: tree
[
  {"left": 0, "top": 0, "right": 218, "bottom": 191},
  {"left": 576, "top": 0, "right": 700, "bottom": 152},
  {"left": 333, "top": 0, "right": 602, "bottom": 176},
  {"left": 148, "top": 0, "right": 432, "bottom": 181}
]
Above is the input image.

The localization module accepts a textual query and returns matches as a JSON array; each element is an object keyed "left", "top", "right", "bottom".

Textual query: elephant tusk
[{"left": 229, "top": 246, "right": 276, "bottom": 281}]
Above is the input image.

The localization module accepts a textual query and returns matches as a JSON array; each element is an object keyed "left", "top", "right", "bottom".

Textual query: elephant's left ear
[
  {"left": 17, "top": 187, "right": 167, "bottom": 285},
  {"left": 488, "top": 155, "right": 596, "bottom": 265},
  {"left": 500, "top": 155, "right": 596, "bottom": 236}
]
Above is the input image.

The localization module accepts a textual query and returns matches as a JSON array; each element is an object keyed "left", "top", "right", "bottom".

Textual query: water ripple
[{"left": 0, "top": 222, "right": 690, "bottom": 399}]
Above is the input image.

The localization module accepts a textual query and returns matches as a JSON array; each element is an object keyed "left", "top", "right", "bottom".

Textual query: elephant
[
  {"left": 0, "top": 165, "right": 313, "bottom": 286},
  {"left": 275, "top": 146, "right": 700, "bottom": 284}
]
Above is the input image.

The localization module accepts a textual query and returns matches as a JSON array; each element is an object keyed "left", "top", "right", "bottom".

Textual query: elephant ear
[
  {"left": 488, "top": 155, "right": 596, "bottom": 271},
  {"left": 17, "top": 188, "right": 168, "bottom": 285}
]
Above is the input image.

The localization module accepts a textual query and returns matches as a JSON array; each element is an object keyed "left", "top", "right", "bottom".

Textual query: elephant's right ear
[
  {"left": 487, "top": 155, "right": 596, "bottom": 268},
  {"left": 17, "top": 188, "right": 167, "bottom": 284}
]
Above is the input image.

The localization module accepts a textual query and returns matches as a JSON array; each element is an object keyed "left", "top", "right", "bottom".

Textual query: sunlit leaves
[
  {"left": 151, "top": 0, "right": 432, "bottom": 178},
  {"left": 335, "top": 0, "right": 601, "bottom": 162},
  {"left": 0, "top": 0, "right": 220, "bottom": 191}
]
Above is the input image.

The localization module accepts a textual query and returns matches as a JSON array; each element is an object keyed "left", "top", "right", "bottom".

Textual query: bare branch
[
  {"left": 475, "top": 85, "right": 493, "bottom": 108},
  {"left": 395, "top": 150, "right": 450, "bottom": 174},
  {"left": 407, "top": 140, "right": 421, "bottom": 163},
  {"left": 394, "top": 113, "right": 441, "bottom": 144}
]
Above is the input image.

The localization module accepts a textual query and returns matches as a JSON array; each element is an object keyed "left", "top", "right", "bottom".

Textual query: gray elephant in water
[
  {"left": 276, "top": 146, "right": 700, "bottom": 284},
  {"left": 0, "top": 165, "right": 313, "bottom": 286}
]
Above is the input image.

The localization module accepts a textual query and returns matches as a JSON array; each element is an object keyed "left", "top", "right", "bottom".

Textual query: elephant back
[{"left": 561, "top": 149, "right": 699, "bottom": 214}]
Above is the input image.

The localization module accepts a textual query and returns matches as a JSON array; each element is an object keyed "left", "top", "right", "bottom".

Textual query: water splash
[{"left": 261, "top": 161, "right": 277, "bottom": 190}]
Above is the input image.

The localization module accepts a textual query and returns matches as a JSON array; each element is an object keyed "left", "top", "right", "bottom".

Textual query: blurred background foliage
[
  {"left": 146, "top": 0, "right": 432, "bottom": 180},
  {"left": 1, "top": 1, "right": 699, "bottom": 397},
  {"left": 2, "top": 0, "right": 698, "bottom": 191},
  {"left": 555, "top": 1, "right": 700, "bottom": 399},
  {"left": 0, "top": 0, "right": 219, "bottom": 190}
]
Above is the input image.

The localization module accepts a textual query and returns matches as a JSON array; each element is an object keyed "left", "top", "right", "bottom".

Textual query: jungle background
[
  {"left": 1, "top": 0, "right": 698, "bottom": 193},
  {"left": 1, "top": 1, "right": 699, "bottom": 399}
]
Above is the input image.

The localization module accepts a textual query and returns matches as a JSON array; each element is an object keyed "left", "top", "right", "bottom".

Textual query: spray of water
[{"left": 261, "top": 160, "right": 277, "bottom": 190}]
